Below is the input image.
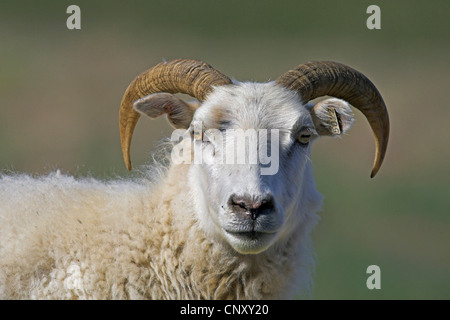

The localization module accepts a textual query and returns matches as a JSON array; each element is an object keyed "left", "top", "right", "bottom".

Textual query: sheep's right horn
[
  {"left": 119, "top": 59, "right": 232, "bottom": 170},
  {"left": 276, "top": 61, "right": 389, "bottom": 178}
]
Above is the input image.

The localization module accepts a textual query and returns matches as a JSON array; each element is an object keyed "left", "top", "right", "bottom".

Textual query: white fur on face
[{"left": 188, "top": 82, "right": 323, "bottom": 254}]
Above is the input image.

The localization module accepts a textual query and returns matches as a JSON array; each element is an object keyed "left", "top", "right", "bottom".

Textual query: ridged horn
[
  {"left": 119, "top": 59, "right": 232, "bottom": 170},
  {"left": 276, "top": 61, "right": 389, "bottom": 178}
]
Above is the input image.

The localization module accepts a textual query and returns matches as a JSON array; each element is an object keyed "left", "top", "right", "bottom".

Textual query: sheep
[{"left": 0, "top": 59, "right": 389, "bottom": 299}]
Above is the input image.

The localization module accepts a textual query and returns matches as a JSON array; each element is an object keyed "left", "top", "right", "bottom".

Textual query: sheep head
[{"left": 119, "top": 59, "right": 389, "bottom": 254}]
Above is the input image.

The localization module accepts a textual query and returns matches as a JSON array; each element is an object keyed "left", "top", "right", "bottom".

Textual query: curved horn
[
  {"left": 119, "top": 59, "right": 232, "bottom": 170},
  {"left": 276, "top": 61, "right": 389, "bottom": 178}
]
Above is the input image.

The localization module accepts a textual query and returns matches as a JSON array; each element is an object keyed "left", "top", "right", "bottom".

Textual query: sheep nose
[{"left": 228, "top": 194, "right": 275, "bottom": 220}]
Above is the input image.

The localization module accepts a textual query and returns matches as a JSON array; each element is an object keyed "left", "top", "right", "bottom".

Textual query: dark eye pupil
[{"left": 298, "top": 134, "right": 311, "bottom": 146}]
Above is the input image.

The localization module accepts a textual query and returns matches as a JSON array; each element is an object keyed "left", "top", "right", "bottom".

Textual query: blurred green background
[{"left": 0, "top": 0, "right": 448, "bottom": 299}]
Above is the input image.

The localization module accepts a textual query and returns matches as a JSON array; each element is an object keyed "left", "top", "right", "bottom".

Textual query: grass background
[{"left": 0, "top": 0, "right": 448, "bottom": 299}]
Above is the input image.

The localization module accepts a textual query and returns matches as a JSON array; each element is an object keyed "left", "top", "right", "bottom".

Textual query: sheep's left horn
[
  {"left": 119, "top": 59, "right": 232, "bottom": 170},
  {"left": 276, "top": 61, "right": 389, "bottom": 178}
]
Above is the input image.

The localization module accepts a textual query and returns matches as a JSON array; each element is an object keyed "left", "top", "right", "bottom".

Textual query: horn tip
[
  {"left": 121, "top": 135, "right": 133, "bottom": 171},
  {"left": 370, "top": 166, "right": 379, "bottom": 178},
  {"left": 122, "top": 146, "right": 132, "bottom": 171}
]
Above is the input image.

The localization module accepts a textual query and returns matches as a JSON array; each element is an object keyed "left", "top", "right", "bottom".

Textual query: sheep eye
[{"left": 297, "top": 133, "right": 312, "bottom": 145}]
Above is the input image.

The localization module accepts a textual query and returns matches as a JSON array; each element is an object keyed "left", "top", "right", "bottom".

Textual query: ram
[{"left": 0, "top": 59, "right": 389, "bottom": 299}]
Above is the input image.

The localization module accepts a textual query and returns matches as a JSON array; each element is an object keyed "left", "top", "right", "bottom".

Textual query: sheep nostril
[
  {"left": 252, "top": 197, "right": 275, "bottom": 220},
  {"left": 230, "top": 198, "right": 249, "bottom": 212},
  {"left": 238, "top": 202, "right": 247, "bottom": 210}
]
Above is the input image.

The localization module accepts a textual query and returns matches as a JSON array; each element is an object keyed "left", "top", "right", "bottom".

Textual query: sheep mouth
[
  {"left": 223, "top": 229, "right": 278, "bottom": 254},
  {"left": 225, "top": 230, "right": 274, "bottom": 241},
  {"left": 222, "top": 219, "right": 280, "bottom": 238}
]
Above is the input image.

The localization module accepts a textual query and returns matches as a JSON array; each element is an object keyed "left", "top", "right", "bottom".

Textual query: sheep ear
[
  {"left": 310, "top": 98, "right": 355, "bottom": 136},
  {"left": 133, "top": 93, "right": 200, "bottom": 129}
]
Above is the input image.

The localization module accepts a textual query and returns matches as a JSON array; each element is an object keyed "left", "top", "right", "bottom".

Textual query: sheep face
[
  {"left": 190, "top": 83, "right": 354, "bottom": 254},
  {"left": 135, "top": 82, "right": 355, "bottom": 254}
]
